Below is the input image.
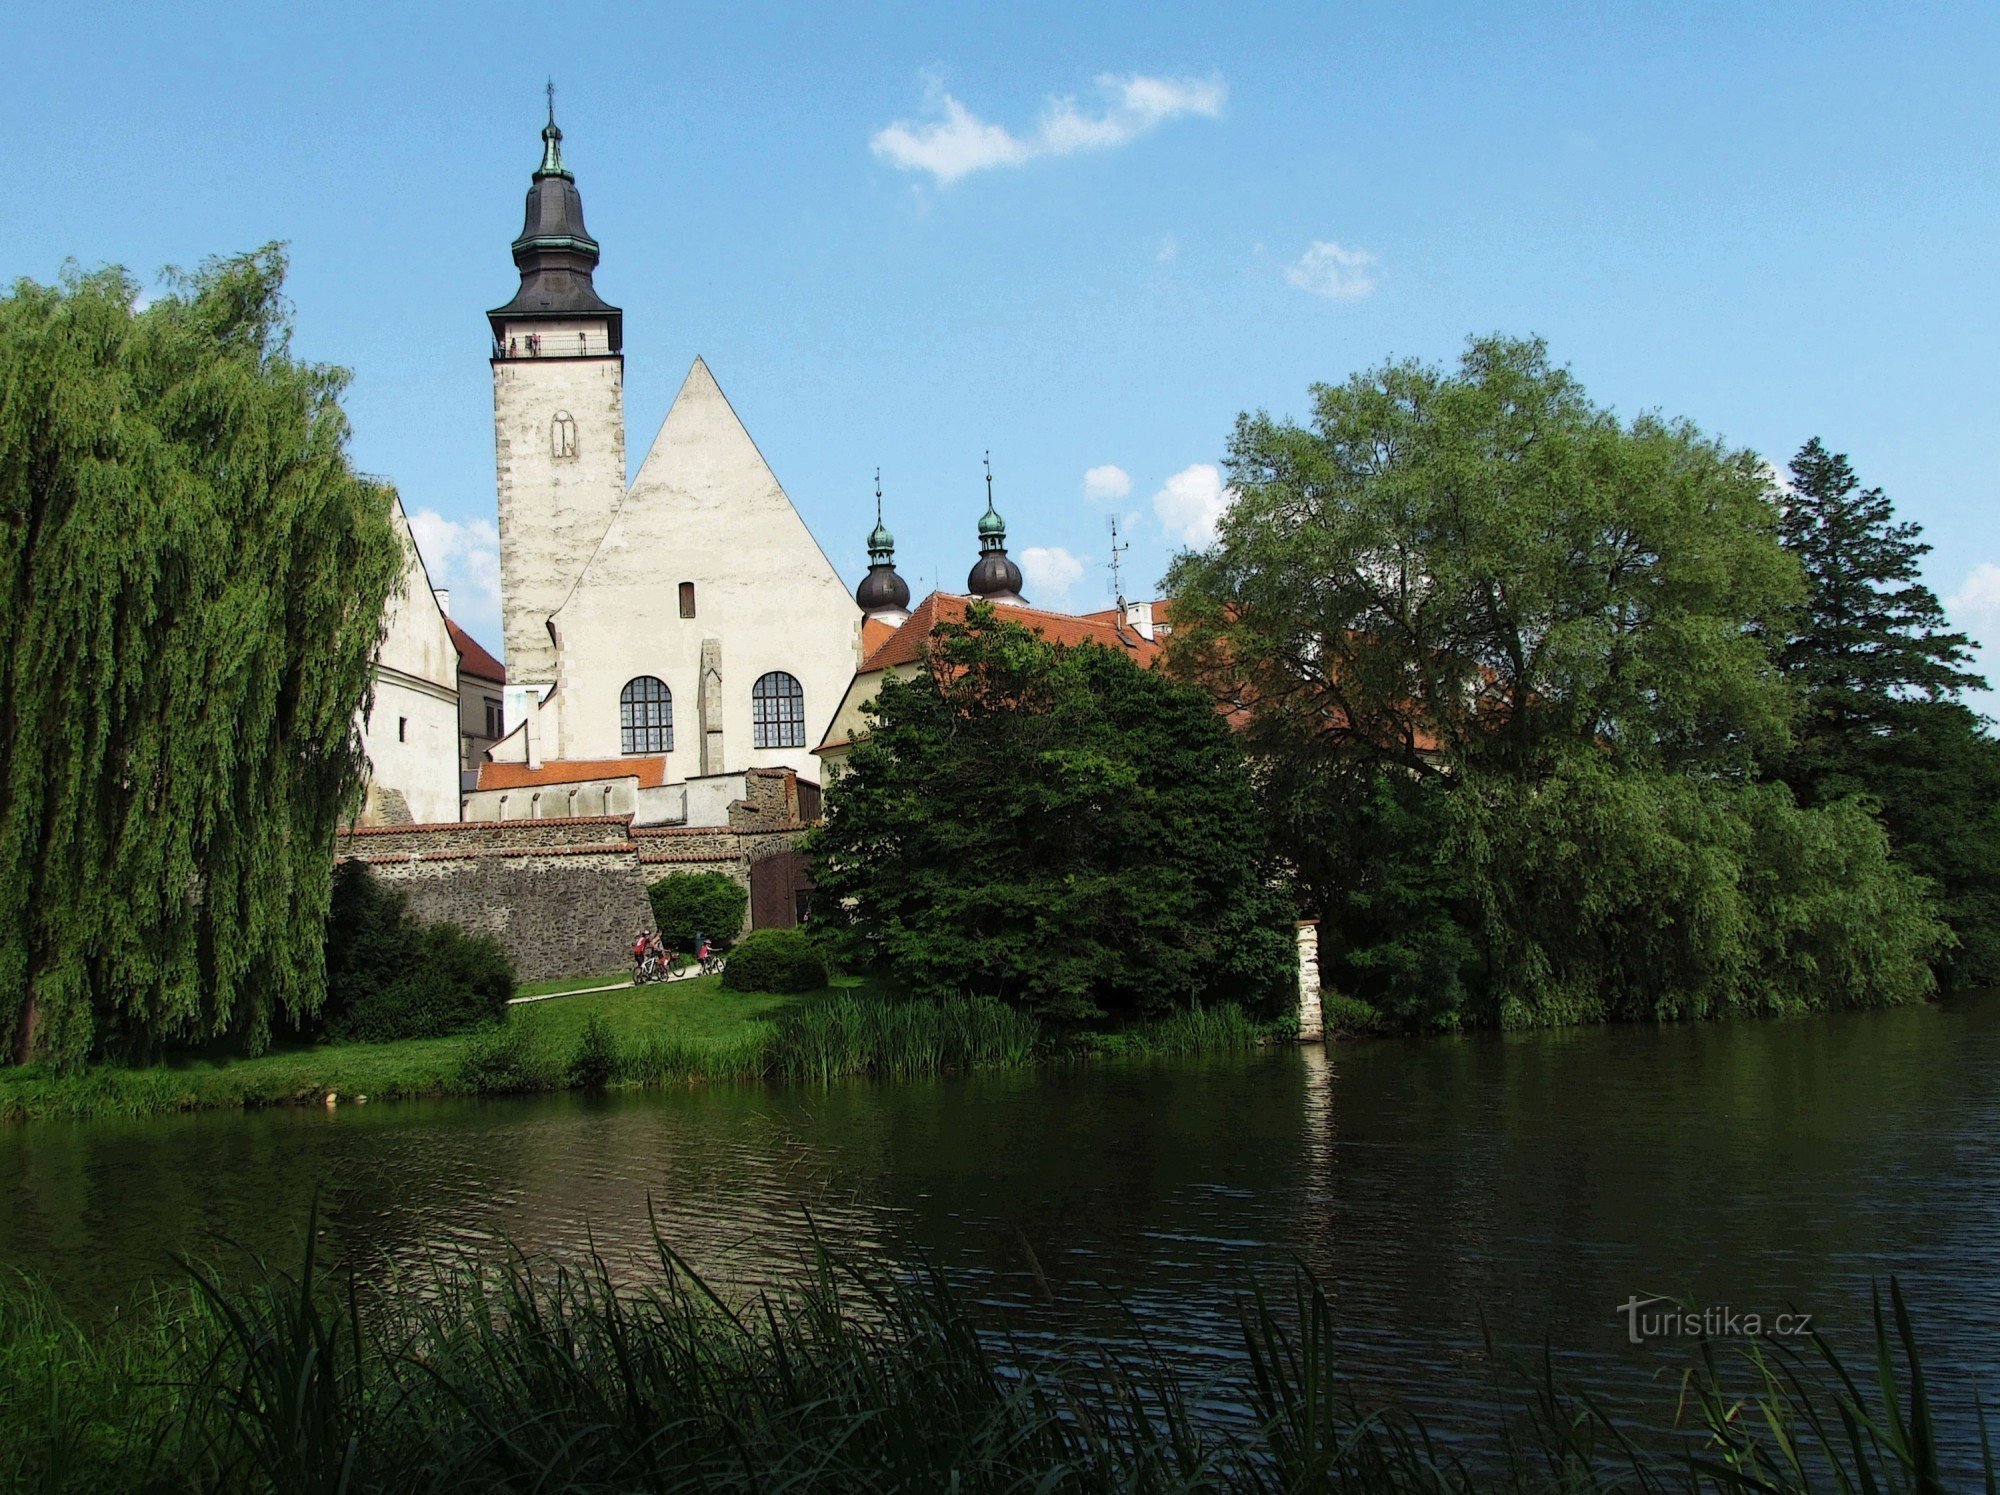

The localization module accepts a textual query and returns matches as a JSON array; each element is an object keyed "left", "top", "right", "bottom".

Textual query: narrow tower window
[
  {"left": 551, "top": 411, "right": 578, "bottom": 459},
  {"left": 679, "top": 582, "right": 696, "bottom": 619},
  {"left": 751, "top": 671, "right": 806, "bottom": 749},
  {"left": 619, "top": 676, "right": 673, "bottom": 754}
]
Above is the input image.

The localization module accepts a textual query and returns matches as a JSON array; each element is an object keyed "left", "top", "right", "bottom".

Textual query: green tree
[
  {"left": 808, "top": 606, "right": 1296, "bottom": 1023},
  {"left": 1774, "top": 437, "right": 2000, "bottom": 985},
  {"left": 1165, "top": 339, "right": 1943, "bottom": 1025},
  {"left": 0, "top": 249, "right": 402, "bottom": 1067},
  {"left": 647, "top": 871, "right": 749, "bottom": 953}
]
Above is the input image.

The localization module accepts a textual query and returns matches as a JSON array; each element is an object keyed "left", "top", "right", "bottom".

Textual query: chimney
[
  {"left": 433, "top": 587, "right": 451, "bottom": 617},
  {"left": 1123, "top": 600, "right": 1155, "bottom": 642}
]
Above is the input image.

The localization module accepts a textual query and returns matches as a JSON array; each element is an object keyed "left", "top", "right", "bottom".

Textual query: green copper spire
[
  {"left": 867, "top": 468, "right": 895, "bottom": 559},
  {"left": 977, "top": 451, "right": 1006, "bottom": 547},
  {"left": 537, "top": 81, "right": 571, "bottom": 179}
]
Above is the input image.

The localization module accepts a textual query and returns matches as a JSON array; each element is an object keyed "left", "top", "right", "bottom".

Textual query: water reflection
[{"left": 3, "top": 997, "right": 1996, "bottom": 1470}]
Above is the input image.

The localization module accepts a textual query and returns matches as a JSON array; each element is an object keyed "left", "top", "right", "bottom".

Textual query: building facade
[
  {"left": 477, "top": 106, "right": 861, "bottom": 822},
  {"left": 355, "top": 499, "right": 463, "bottom": 826}
]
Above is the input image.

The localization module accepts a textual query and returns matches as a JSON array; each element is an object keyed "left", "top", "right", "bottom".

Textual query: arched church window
[
  {"left": 551, "top": 411, "right": 578, "bottom": 459},
  {"left": 751, "top": 671, "right": 806, "bottom": 749},
  {"left": 619, "top": 676, "right": 672, "bottom": 754}
]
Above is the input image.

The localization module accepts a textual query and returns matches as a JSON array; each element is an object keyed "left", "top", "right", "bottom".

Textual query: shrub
[
  {"left": 568, "top": 1015, "right": 619, "bottom": 1090},
  {"left": 720, "top": 929, "right": 828, "bottom": 994},
  {"left": 648, "top": 872, "right": 749, "bottom": 953},
  {"left": 321, "top": 863, "right": 515, "bottom": 1043},
  {"left": 1322, "top": 993, "right": 1384, "bottom": 1036},
  {"left": 454, "top": 1022, "right": 560, "bottom": 1095}
]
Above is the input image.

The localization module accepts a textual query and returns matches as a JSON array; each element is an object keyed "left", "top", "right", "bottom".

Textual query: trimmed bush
[
  {"left": 321, "top": 863, "right": 515, "bottom": 1043},
  {"left": 647, "top": 871, "right": 749, "bottom": 954},
  {"left": 720, "top": 929, "right": 828, "bottom": 994}
]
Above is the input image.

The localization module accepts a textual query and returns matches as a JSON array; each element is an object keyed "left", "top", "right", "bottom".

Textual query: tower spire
[
  {"left": 967, "top": 451, "right": 1025, "bottom": 604},
  {"left": 490, "top": 91, "right": 622, "bottom": 351},
  {"left": 537, "top": 81, "right": 569, "bottom": 178},
  {"left": 856, "top": 466, "right": 911, "bottom": 620}
]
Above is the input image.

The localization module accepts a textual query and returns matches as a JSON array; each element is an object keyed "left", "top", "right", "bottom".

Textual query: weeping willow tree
[{"left": 0, "top": 247, "right": 402, "bottom": 1068}]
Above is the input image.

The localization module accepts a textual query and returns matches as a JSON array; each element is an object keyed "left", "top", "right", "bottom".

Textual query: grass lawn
[{"left": 0, "top": 976, "right": 807, "bottom": 1124}]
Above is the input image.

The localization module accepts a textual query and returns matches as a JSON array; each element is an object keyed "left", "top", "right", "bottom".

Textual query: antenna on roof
[{"left": 1108, "top": 515, "right": 1130, "bottom": 612}]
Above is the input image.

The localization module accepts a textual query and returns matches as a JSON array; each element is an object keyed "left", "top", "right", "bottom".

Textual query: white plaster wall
[
  {"left": 376, "top": 502, "right": 459, "bottom": 689},
  {"left": 360, "top": 671, "right": 461, "bottom": 825},
  {"left": 462, "top": 775, "right": 642, "bottom": 822},
  {"left": 358, "top": 501, "right": 463, "bottom": 825},
  {"left": 684, "top": 772, "right": 751, "bottom": 827},
  {"left": 492, "top": 325, "right": 626, "bottom": 688},
  {"left": 544, "top": 358, "right": 863, "bottom": 785}
]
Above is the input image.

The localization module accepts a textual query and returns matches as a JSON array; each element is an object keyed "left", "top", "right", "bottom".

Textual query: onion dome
[
  {"left": 966, "top": 454, "right": 1026, "bottom": 604},
  {"left": 856, "top": 470, "right": 912, "bottom": 617},
  {"left": 488, "top": 87, "right": 623, "bottom": 351}
]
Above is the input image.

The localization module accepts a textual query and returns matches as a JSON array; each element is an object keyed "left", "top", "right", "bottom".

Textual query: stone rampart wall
[
  {"left": 346, "top": 843, "right": 653, "bottom": 983},
  {"left": 337, "top": 815, "right": 632, "bottom": 856}
]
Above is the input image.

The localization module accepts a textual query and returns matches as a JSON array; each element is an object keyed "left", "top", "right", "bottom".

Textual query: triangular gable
[{"left": 563, "top": 357, "right": 847, "bottom": 599}]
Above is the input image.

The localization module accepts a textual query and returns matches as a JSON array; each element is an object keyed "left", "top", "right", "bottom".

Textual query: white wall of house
[{"left": 358, "top": 502, "right": 462, "bottom": 826}]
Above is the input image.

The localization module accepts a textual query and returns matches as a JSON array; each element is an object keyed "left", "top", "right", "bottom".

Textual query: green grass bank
[{"left": 0, "top": 978, "right": 1290, "bottom": 1125}]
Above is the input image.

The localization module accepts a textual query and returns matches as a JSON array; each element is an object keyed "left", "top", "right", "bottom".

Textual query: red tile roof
[
  {"left": 860, "top": 593, "right": 1162, "bottom": 674},
  {"left": 446, "top": 618, "right": 506, "bottom": 684},
  {"left": 474, "top": 757, "right": 671, "bottom": 791},
  {"left": 860, "top": 616, "right": 898, "bottom": 659}
]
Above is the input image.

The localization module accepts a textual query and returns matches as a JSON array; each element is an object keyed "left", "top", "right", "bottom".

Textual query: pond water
[{"left": 4, "top": 996, "right": 1998, "bottom": 1473}]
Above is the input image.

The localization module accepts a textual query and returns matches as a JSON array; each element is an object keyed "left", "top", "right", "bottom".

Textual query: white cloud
[
  {"left": 1019, "top": 545, "right": 1087, "bottom": 604},
  {"left": 1285, "top": 240, "right": 1380, "bottom": 301},
  {"left": 1152, "top": 464, "right": 1234, "bottom": 548},
  {"left": 1084, "top": 464, "right": 1133, "bottom": 502},
  {"left": 1948, "top": 564, "right": 2000, "bottom": 653},
  {"left": 407, "top": 508, "right": 503, "bottom": 646},
  {"left": 871, "top": 73, "right": 1226, "bottom": 185},
  {"left": 1156, "top": 234, "right": 1179, "bottom": 264}
]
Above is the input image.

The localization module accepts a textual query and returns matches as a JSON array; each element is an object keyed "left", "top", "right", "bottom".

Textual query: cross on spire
[{"left": 546, "top": 79, "right": 557, "bottom": 125}]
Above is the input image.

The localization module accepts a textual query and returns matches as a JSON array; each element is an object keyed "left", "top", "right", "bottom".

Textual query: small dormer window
[{"left": 551, "top": 411, "right": 578, "bottom": 459}]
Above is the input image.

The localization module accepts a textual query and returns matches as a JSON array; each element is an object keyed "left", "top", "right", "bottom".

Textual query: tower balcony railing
[{"left": 492, "top": 328, "right": 606, "bottom": 360}]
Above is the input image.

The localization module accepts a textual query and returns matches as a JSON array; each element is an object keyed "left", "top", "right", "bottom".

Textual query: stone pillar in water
[{"left": 1296, "top": 920, "right": 1324, "bottom": 1042}]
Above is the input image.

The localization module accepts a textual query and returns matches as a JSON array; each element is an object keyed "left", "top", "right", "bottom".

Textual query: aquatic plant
[
  {"left": 0, "top": 1222, "right": 1988, "bottom": 1493},
  {"left": 770, "top": 993, "right": 1042, "bottom": 1083}
]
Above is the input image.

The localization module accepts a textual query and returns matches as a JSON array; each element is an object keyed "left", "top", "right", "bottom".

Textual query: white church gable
[{"left": 541, "top": 360, "right": 861, "bottom": 781}]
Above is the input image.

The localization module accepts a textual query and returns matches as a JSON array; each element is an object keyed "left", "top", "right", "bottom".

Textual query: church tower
[
  {"left": 489, "top": 95, "right": 626, "bottom": 725},
  {"left": 966, "top": 456, "right": 1026, "bottom": 605}
]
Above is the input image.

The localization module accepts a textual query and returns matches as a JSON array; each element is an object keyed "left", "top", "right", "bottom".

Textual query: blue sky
[{"left": 9, "top": 1, "right": 2000, "bottom": 703}]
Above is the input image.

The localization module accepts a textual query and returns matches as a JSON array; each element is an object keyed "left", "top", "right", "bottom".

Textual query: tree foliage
[
  {"left": 808, "top": 607, "right": 1297, "bottom": 1023},
  {"left": 0, "top": 249, "right": 402, "bottom": 1067},
  {"left": 1770, "top": 439, "right": 2000, "bottom": 987},
  {"left": 647, "top": 871, "right": 749, "bottom": 954},
  {"left": 319, "top": 863, "right": 515, "bottom": 1044},
  {"left": 1165, "top": 339, "right": 1944, "bottom": 1026}
]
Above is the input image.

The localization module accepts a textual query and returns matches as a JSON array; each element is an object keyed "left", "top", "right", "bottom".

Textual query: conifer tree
[
  {"left": 1778, "top": 437, "right": 1982, "bottom": 769},
  {"left": 0, "top": 248, "right": 402, "bottom": 1067},
  {"left": 1776, "top": 438, "right": 2000, "bottom": 985}
]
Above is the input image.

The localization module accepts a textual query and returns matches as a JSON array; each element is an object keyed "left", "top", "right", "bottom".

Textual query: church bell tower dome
[
  {"left": 965, "top": 454, "right": 1026, "bottom": 605},
  {"left": 855, "top": 470, "right": 912, "bottom": 621},
  {"left": 488, "top": 88, "right": 623, "bottom": 352}
]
